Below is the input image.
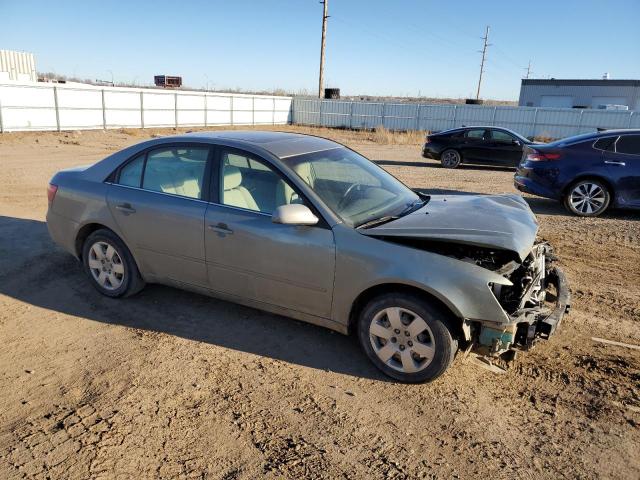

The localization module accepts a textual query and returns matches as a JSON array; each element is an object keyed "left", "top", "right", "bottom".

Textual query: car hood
[{"left": 360, "top": 194, "right": 538, "bottom": 261}]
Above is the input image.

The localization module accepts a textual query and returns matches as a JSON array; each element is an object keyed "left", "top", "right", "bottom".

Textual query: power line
[
  {"left": 318, "top": 0, "right": 329, "bottom": 98},
  {"left": 476, "top": 25, "right": 491, "bottom": 99}
]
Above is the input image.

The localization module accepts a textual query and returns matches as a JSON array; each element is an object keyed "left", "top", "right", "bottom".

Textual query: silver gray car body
[{"left": 46, "top": 131, "right": 568, "bottom": 358}]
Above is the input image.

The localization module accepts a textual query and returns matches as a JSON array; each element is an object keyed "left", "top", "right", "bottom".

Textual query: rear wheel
[
  {"left": 358, "top": 293, "right": 458, "bottom": 382},
  {"left": 440, "top": 149, "right": 462, "bottom": 169},
  {"left": 564, "top": 179, "right": 611, "bottom": 217},
  {"left": 82, "top": 229, "right": 145, "bottom": 298}
]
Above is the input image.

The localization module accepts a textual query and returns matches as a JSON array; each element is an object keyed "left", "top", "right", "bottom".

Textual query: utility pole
[
  {"left": 525, "top": 60, "right": 532, "bottom": 79},
  {"left": 476, "top": 25, "right": 491, "bottom": 100},
  {"left": 318, "top": 0, "right": 329, "bottom": 98}
]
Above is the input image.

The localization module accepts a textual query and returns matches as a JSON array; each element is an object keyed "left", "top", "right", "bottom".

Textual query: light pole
[{"left": 107, "top": 70, "right": 114, "bottom": 86}]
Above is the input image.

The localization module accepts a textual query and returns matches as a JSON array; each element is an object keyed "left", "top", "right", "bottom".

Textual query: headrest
[{"left": 223, "top": 166, "right": 242, "bottom": 190}]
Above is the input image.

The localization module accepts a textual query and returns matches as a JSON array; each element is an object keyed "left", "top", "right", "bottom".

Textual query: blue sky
[{"left": 1, "top": 0, "right": 639, "bottom": 100}]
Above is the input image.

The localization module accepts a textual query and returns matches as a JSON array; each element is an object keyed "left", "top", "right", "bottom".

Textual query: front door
[
  {"left": 204, "top": 147, "right": 336, "bottom": 318},
  {"left": 107, "top": 145, "right": 212, "bottom": 287},
  {"left": 604, "top": 134, "right": 640, "bottom": 207},
  {"left": 486, "top": 129, "right": 524, "bottom": 166}
]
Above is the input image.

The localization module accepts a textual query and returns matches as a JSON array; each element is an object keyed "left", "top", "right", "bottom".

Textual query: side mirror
[
  {"left": 272, "top": 204, "right": 319, "bottom": 226},
  {"left": 513, "top": 139, "right": 522, "bottom": 146}
]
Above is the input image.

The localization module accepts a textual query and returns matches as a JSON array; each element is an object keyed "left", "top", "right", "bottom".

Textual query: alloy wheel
[
  {"left": 569, "top": 182, "right": 607, "bottom": 215},
  {"left": 441, "top": 150, "right": 460, "bottom": 168},
  {"left": 369, "top": 307, "right": 435, "bottom": 374},
  {"left": 87, "top": 241, "right": 125, "bottom": 290}
]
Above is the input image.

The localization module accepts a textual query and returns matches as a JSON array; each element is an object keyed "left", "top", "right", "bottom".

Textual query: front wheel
[
  {"left": 563, "top": 179, "right": 611, "bottom": 217},
  {"left": 440, "top": 149, "right": 461, "bottom": 168},
  {"left": 358, "top": 293, "right": 458, "bottom": 382}
]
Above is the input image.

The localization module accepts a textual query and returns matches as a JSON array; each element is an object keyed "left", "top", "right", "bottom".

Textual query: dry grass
[{"left": 0, "top": 124, "right": 429, "bottom": 147}]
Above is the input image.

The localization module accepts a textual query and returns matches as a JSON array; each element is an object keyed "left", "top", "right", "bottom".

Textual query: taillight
[
  {"left": 47, "top": 184, "right": 58, "bottom": 205},
  {"left": 526, "top": 151, "right": 561, "bottom": 161}
]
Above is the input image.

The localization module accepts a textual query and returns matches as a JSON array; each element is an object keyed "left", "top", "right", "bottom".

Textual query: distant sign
[{"left": 154, "top": 75, "right": 182, "bottom": 88}]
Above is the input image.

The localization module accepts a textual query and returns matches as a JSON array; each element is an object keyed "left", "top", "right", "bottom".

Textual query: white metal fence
[
  {"left": 292, "top": 98, "right": 639, "bottom": 139},
  {"left": 3, "top": 83, "right": 638, "bottom": 140},
  {"left": 0, "top": 81, "right": 292, "bottom": 132}
]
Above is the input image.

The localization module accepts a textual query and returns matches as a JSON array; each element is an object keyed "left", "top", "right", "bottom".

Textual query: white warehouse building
[{"left": 518, "top": 78, "right": 640, "bottom": 111}]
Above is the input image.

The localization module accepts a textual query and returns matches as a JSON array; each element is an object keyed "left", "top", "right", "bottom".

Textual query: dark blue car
[{"left": 514, "top": 129, "right": 640, "bottom": 216}]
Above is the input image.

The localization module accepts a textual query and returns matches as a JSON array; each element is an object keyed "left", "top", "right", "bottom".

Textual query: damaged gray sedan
[{"left": 46, "top": 131, "right": 570, "bottom": 382}]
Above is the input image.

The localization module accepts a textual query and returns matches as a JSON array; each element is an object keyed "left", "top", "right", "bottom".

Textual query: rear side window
[
  {"left": 615, "top": 135, "right": 640, "bottom": 155},
  {"left": 119, "top": 154, "right": 144, "bottom": 187},
  {"left": 116, "top": 146, "right": 210, "bottom": 200},
  {"left": 466, "top": 129, "right": 486, "bottom": 139},
  {"left": 143, "top": 147, "right": 209, "bottom": 199},
  {"left": 593, "top": 137, "right": 617, "bottom": 151}
]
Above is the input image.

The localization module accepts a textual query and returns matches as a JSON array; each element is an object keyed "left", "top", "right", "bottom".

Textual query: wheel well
[
  {"left": 563, "top": 175, "right": 615, "bottom": 198},
  {"left": 74, "top": 223, "right": 111, "bottom": 258},
  {"left": 347, "top": 283, "right": 466, "bottom": 341}
]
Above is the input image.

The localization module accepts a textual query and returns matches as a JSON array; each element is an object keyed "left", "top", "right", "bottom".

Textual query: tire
[
  {"left": 440, "top": 149, "right": 462, "bottom": 169},
  {"left": 82, "top": 228, "right": 145, "bottom": 298},
  {"left": 563, "top": 179, "right": 611, "bottom": 217},
  {"left": 358, "top": 293, "right": 458, "bottom": 383}
]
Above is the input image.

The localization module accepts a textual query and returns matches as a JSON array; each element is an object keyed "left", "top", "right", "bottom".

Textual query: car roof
[
  {"left": 549, "top": 128, "right": 640, "bottom": 146},
  {"left": 174, "top": 130, "right": 342, "bottom": 159}
]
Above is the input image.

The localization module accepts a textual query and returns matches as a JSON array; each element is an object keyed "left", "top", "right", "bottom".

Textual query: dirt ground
[{"left": 0, "top": 126, "right": 638, "bottom": 479}]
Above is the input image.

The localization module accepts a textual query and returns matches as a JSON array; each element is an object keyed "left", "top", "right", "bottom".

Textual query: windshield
[{"left": 282, "top": 147, "right": 421, "bottom": 227}]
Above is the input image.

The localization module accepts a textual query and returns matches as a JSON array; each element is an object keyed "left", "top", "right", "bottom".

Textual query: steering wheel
[{"left": 337, "top": 183, "right": 364, "bottom": 211}]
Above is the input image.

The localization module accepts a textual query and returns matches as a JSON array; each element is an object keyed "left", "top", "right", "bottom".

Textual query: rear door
[
  {"left": 460, "top": 128, "right": 491, "bottom": 163},
  {"left": 204, "top": 147, "right": 336, "bottom": 318},
  {"left": 107, "top": 144, "right": 212, "bottom": 287},
  {"left": 604, "top": 134, "right": 640, "bottom": 207}
]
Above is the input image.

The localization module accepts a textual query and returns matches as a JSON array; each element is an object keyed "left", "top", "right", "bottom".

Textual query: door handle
[
  {"left": 115, "top": 203, "right": 136, "bottom": 214},
  {"left": 208, "top": 223, "right": 233, "bottom": 235},
  {"left": 604, "top": 160, "right": 626, "bottom": 166}
]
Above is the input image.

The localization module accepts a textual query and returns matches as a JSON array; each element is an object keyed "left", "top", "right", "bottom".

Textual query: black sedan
[{"left": 422, "top": 126, "right": 536, "bottom": 168}]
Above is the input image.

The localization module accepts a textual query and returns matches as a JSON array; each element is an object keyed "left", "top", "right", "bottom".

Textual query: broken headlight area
[{"left": 479, "top": 242, "right": 571, "bottom": 357}]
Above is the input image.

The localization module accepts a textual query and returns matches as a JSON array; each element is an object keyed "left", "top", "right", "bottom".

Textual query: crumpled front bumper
[
  {"left": 537, "top": 266, "right": 571, "bottom": 339},
  {"left": 475, "top": 246, "right": 571, "bottom": 356}
]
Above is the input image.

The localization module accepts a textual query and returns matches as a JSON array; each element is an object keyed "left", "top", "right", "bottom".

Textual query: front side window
[
  {"left": 491, "top": 130, "right": 515, "bottom": 143},
  {"left": 219, "top": 150, "right": 297, "bottom": 214},
  {"left": 615, "top": 135, "right": 640, "bottom": 155},
  {"left": 282, "top": 147, "right": 420, "bottom": 227}
]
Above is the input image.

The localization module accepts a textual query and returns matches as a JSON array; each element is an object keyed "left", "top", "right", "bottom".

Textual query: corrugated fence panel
[
  {"left": 351, "top": 102, "right": 384, "bottom": 129},
  {"left": 494, "top": 107, "right": 538, "bottom": 137},
  {"left": 384, "top": 104, "right": 419, "bottom": 131},
  {"left": 321, "top": 101, "right": 351, "bottom": 128},
  {"left": 419, "top": 105, "right": 457, "bottom": 131},
  {"left": 533, "top": 108, "right": 582, "bottom": 139},
  {"left": 455, "top": 105, "right": 495, "bottom": 126},
  {"left": 291, "top": 99, "right": 637, "bottom": 139}
]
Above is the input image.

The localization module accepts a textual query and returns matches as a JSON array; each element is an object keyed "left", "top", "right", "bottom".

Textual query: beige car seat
[
  {"left": 277, "top": 161, "right": 315, "bottom": 205},
  {"left": 222, "top": 166, "right": 259, "bottom": 211}
]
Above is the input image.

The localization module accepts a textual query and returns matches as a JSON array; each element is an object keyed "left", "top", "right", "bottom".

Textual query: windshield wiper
[{"left": 356, "top": 215, "right": 399, "bottom": 229}]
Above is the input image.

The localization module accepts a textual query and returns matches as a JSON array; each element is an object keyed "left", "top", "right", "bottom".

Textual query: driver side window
[
  {"left": 491, "top": 130, "right": 515, "bottom": 143},
  {"left": 219, "top": 150, "right": 301, "bottom": 214}
]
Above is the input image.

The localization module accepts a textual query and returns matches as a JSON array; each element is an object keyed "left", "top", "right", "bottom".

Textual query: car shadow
[{"left": 0, "top": 215, "right": 389, "bottom": 382}]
